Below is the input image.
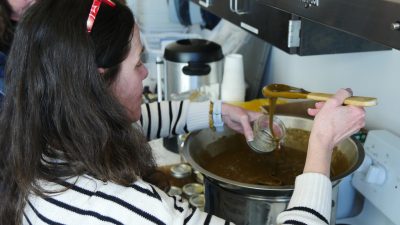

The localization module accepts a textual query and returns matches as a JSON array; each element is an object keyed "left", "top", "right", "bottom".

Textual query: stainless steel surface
[
  {"left": 229, "top": 0, "right": 250, "bottom": 14},
  {"left": 287, "top": 20, "right": 301, "bottom": 48},
  {"left": 164, "top": 60, "right": 223, "bottom": 100},
  {"left": 391, "top": 22, "right": 400, "bottom": 31},
  {"left": 199, "top": 0, "right": 213, "bottom": 7},
  {"left": 182, "top": 115, "right": 364, "bottom": 225}
]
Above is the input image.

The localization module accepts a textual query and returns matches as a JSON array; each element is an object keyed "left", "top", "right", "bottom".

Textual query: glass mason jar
[{"left": 248, "top": 114, "right": 286, "bottom": 153}]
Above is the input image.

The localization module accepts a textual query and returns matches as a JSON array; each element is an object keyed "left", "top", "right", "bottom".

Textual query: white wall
[{"left": 266, "top": 48, "right": 400, "bottom": 136}]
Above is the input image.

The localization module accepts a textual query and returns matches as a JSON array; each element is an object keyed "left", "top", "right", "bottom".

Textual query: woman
[
  {"left": 0, "top": 0, "right": 365, "bottom": 224},
  {"left": 0, "top": 0, "right": 36, "bottom": 98}
]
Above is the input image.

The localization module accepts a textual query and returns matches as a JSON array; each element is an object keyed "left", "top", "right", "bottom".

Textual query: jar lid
[
  {"left": 170, "top": 163, "right": 192, "bottom": 178},
  {"left": 164, "top": 39, "right": 223, "bottom": 63},
  {"left": 182, "top": 183, "right": 204, "bottom": 197},
  {"left": 167, "top": 186, "right": 183, "bottom": 196},
  {"left": 193, "top": 170, "right": 204, "bottom": 184},
  {"left": 189, "top": 194, "right": 205, "bottom": 209}
]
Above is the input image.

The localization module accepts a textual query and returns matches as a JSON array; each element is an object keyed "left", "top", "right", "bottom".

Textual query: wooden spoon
[{"left": 262, "top": 84, "right": 377, "bottom": 107}]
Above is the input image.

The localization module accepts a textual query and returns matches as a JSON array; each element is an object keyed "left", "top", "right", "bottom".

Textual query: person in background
[
  {"left": 0, "top": 52, "right": 4, "bottom": 100},
  {"left": 0, "top": 0, "right": 365, "bottom": 225},
  {"left": 0, "top": 0, "right": 36, "bottom": 100}
]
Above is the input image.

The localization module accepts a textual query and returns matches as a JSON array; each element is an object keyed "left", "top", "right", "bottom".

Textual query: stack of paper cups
[{"left": 221, "top": 54, "right": 245, "bottom": 102}]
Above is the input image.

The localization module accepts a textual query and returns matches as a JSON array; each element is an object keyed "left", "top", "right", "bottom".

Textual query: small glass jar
[
  {"left": 193, "top": 170, "right": 204, "bottom": 184},
  {"left": 248, "top": 114, "right": 286, "bottom": 153},
  {"left": 167, "top": 186, "right": 183, "bottom": 196},
  {"left": 182, "top": 183, "right": 204, "bottom": 198},
  {"left": 189, "top": 194, "right": 205, "bottom": 211},
  {"left": 170, "top": 163, "right": 192, "bottom": 178}
]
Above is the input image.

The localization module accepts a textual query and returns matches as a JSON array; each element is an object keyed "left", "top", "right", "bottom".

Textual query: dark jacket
[{"left": 0, "top": 51, "right": 5, "bottom": 103}]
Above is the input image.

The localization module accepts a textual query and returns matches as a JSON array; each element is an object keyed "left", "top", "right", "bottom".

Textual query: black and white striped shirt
[
  {"left": 23, "top": 174, "right": 331, "bottom": 225},
  {"left": 139, "top": 100, "right": 210, "bottom": 140},
  {"left": 24, "top": 175, "right": 231, "bottom": 225}
]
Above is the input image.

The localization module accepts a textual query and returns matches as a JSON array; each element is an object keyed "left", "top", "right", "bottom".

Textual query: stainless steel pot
[
  {"left": 182, "top": 115, "right": 364, "bottom": 225},
  {"left": 162, "top": 39, "right": 223, "bottom": 152},
  {"left": 163, "top": 39, "right": 223, "bottom": 100}
]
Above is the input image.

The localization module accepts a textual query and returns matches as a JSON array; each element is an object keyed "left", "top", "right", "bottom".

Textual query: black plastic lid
[{"left": 164, "top": 39, "right": 223, "bottom": 63}]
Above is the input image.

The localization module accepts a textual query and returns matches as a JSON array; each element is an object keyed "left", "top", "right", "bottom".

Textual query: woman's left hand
[{"left": 221, "top": 103, "right": 262, "bottom": 142}]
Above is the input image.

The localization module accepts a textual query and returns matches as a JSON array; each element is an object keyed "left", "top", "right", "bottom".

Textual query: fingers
[
  {"left": 350, "top": 105, "right": 366, "bottom": 128},
  {"left": 329, "top": 88, "right": 353, "bottom": 106},
  {"left": 240, "top": 111, "right": 261, "bottom": 141},
  {"left": 344, "top": 88, "right": 353, "bottom": 96},
  {"left": 247, "top": 111, "right": 263, "bottom": 121},
  {"left": 243, "top": 111, "right": 263, "bottom": 141},
  {"left": 315, "top": 101, "right": 325, "bottom": 109},
  {"left": 307, "top": 101, "right": 324, "bottom": 116},
  {"left": 225, "top": 115, "right": 254, "bottom": 141},
  {"left": 221, "top": 103, "right": 259, "bottom": 141},
  {"left": 240, "top": 114, "right": 255, "bottom": 141},
  {"left": 307, "top": 108, "right": 319, "bottom": 116}
]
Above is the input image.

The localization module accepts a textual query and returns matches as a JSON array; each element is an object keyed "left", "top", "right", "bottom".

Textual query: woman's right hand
[{"left": 304, "top": 88, "right": 366, "bottom": 176}]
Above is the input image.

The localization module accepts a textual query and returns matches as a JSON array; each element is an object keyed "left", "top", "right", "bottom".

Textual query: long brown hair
[{"left": 0, "top": 0, "right": 155, "bottom": 224}]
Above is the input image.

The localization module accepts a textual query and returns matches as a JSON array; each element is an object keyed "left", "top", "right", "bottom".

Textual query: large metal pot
[{"left": 182, "top": 115, "right": 364, "bottom": 225}]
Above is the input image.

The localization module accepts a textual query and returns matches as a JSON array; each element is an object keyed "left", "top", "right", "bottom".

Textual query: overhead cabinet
[
  {"left": 194, "top": 0, "right": 390, "bottom": 55},
  {"left": 257, "top": 0, "right": 400, "bottom": 51}
]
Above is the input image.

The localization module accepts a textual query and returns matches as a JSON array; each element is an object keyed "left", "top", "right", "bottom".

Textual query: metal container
[
  {"left": 163, "top": 39, "right": 223, "bottom": 100},
  {"left": 194, "top": 170, "right": 205, "bottom": 184},
  {"left": 162, "top": 39, "right": 223, "bottom": 153},
  {"left": 167, "top": 186, "right": 183, "bottom": 196},
  {"left": 182, "top": 183, "right": 204, "bottom": 198},
  {"left": 182, "top": 115, "right": 364, "bottom": 225},
  {"left": 170, "top": 163, "right": 192, "bottom": 178},
  {"left": 189, "top": 194, "right": 206, "bottom": 211}
]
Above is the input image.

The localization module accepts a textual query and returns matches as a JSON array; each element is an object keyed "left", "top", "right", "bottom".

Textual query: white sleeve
[
  {"left": 276, "top": 173, "right": 332, "bottom": 225},
  {"left": 151, "top": 184, "right": 233, "bottom": 225},
  {"left": 139, "top": 100, "right": 210, "bottom": 140}
]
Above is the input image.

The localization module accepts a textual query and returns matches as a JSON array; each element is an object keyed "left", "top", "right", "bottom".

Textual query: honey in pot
[{"left": 201, "top": 128, "right": 349, "bottom": 186}]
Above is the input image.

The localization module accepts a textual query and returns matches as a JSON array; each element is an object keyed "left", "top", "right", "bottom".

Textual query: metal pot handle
[{"left": 182, "top": 63, "right": 211, "bottom": 76}]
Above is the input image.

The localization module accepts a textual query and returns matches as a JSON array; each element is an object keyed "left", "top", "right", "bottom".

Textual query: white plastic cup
[{"left": 221, "top": 54, "right": 245, "bottom": 102}]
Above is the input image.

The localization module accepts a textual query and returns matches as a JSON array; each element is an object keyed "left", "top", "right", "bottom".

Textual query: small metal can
[
  {"left": 167, "top": 186, "right": 183, "bottom": 196},
  {"left": 189, "top": 194, "right": 205, "bottom": 211},
  {"left": 170, "top": 163, "right": 192, "bottom": 178},
  {"left": 182, "top": 183, "right": 204, "bottom": 198},
  {"left": 193, "top": 170, "right": 204, "bottom": 184}
]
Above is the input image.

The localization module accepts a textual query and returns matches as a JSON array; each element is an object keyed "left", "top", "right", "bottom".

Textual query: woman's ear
[{"left": 98, "top": 67, "right": 106, "bottom": 74}]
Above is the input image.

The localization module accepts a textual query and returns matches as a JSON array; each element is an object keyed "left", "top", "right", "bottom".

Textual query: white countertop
[{"left": 148, "top": 138, "right": 181, "bottom": 166}]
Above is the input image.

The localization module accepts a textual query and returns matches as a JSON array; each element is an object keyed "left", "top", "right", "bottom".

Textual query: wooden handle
[{"left": 307, "top": 93, "right": 377, "bottom": 107}]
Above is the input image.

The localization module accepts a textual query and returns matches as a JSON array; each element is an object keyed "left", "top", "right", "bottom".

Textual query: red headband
[{"left": 87, "top": 0, "right": 116, "bottom": 33}]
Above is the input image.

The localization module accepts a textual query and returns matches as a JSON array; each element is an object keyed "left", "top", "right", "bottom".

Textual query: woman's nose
[{"left": 142, "top": 65, "right": 149, "bottom": 80}]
